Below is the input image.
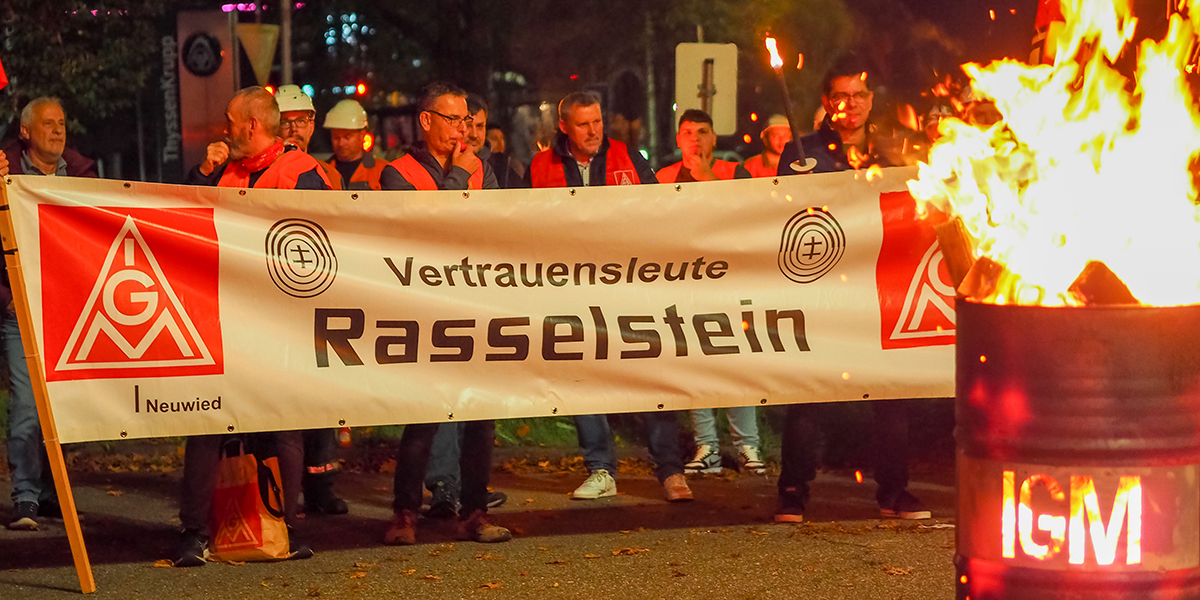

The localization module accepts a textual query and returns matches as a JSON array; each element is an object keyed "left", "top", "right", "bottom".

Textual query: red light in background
[
  {"left": 742, "top": 134, "right": 752, "bottom": 143},
  {"left": 750, "top": 113, "right": 759, "bottom": 122},
  {"left": 264, "top": 85, "right": 275, "bottom": 94},
  {"left": 356, "top": 82, "right": 367, "bottom": 96},
  {"left": 570, "top": 74, "right": 579, "bottom": 80}
]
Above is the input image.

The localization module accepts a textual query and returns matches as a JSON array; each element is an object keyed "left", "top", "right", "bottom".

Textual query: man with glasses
[
  {"left": 275, "top": 85, "right": 342, "bottom": 190},
  {"left": 772, "top": 56, "right": 928, "bottom": 526},
  {"left": 323, "top": 99, "right": 385, "bottom": 190},
  {"left": 380, "top": 81, "right": 507, "bottom": 547},
  {"left": 777, "top": 55, "right": 891, "bottom": 175},
  {"left": 380, "top": 81, "right": 497, "bottom": 191}
]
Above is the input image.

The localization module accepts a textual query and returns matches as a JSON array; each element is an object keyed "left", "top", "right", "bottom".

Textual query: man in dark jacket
[
  {"left": 3, "top": 97, "right": 97, "bottom": 531},
  {"left": 772, "top": 57, "right": 927, "bottom": 526},
  {"left": 2, "top": 97, "right": 97, "bottom": 178}
]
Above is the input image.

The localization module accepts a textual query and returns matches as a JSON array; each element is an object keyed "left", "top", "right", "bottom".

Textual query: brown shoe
[
  {"left": 457, "top": 509, "right": 512, "bottom": 543},
  {"left": 383, "top": 509, "right": 417, "bottom": 545},
  {"left": 663, "top": 473, "right": 693, "bottom": 502}
]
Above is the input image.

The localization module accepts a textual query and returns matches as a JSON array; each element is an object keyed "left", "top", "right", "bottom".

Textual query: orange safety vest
[
  {"left": 316, "top": 159, "right": 344, "bottom": 190},
  {"left": 529, "top": 139, "right": 641, "bottom": 188},
  {"left": 217, "top": 145, "right": 332, "bottom": 189},
  {"left": 323, "top": 155, "right": 387, "bottom": 190},
  {"left": 388, "top": 153, "right": 484, "bottom": 190},
  {"left": 654, "top": 159, "right": 740, "bottom": 183},
  {"left": 742, "top": 154, "right": 779, "bottom": 178}
]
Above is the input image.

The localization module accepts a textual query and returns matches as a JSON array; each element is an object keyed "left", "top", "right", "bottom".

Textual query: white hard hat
[
  {"left": 324, "top": 99, "right": 368, "bottom": 130},
  {"left": 275, "top": 85, "right": 314, "bottom": 113}
]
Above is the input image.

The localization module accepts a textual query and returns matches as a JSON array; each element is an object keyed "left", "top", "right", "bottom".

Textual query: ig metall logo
[
  {"left": 778, "top": 207, "right": 845, "bottom": 284},
  {"left": 265, "top": 219, "right": 338, "bottom": 298}
]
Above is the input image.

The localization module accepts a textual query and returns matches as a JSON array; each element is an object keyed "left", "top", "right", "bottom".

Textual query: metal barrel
[{"left": 955, "top": 300, "right": 1200, "bottom": 600}]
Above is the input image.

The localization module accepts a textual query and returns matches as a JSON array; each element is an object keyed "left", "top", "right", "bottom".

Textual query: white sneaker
[
  {"left": 571, "top": 469, "right": 617, "bottom": 499},
  {"left": 739, "top": 445, "right": 766, "bottom": 474},
  {"left": 684, "top": 445, "right": 722, "bottom": 474}
]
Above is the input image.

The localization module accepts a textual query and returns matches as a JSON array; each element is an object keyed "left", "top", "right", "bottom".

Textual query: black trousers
[
  {"left": 392, "top": 420, "right": 495, "bottom": 516},
  {"left": 777, "top": 399, "right": 911, "bottom": 505}
]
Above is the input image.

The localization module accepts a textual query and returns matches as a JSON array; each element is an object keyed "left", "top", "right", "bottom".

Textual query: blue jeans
[
  {"left": 690, "top": 406, "right": 760, "bottom": 448},
  {"left": 4, "top": 315, "right": 54, "bottom": 506},
  {"left": 424, "top": 422, "right": 463, "bottom": 492},
  {"left": 574, "top": 413, "right": 684, "bottom": 483}
]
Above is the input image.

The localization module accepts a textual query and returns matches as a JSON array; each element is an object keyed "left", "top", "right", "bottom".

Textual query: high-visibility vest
[
  {"left": 529, "top": 139, "right": 641, "bottom": 188},
  {"left": 323, "top": 155, "right": 387, "bottom": 190},
  {"left": 388, "top": 153, "right": 484, "bottom": 190},
  {"left": 742, "top": 154, "right": 779, "bottom": 178},
  {"left": 218, "top": 146, "right": 332, "bottom": 189},
  {"left": 654, "top": 159, "right": 739, "bottom": 183}
]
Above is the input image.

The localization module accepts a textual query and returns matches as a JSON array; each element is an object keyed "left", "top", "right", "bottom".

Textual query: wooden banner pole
[{"left": 0, "top": 177, "right": 96, "bottom": 594}]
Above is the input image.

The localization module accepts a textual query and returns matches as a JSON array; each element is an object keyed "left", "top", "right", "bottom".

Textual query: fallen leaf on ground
[
  {"left": 106, "top": 490, "right": 123, "bottom": 496},
  {"left": 152, "top": 559, "right": 173, "bottom": 568},
  {"left": 883, "top": 566, "right": 912, "bottom": 576},
  {"left": 423, "top": 575, "right": 442, "bottom": 581},
  {"left": 516, "top": 424, "right": 531, "bottom": 437},
  {"left": 353, "top": 561, "right": 376, "bottom": 568},
  {"left": 349, "top": 571, "right": 366, "bottom": 579},
  {"left": 612, "top": 548, "right": 649, "bottom": 556},
  {"left": 546, "top": 559, "right": 569, "bottom": 565},
  {"left": 404, "top": 569, "right": 416, "bottom": 575},
  {"left": 480, "top": 582, "right": 502, "bottom": 589},
  {"left": 583, "top": 554, "right": 600, "bottom": 559}
]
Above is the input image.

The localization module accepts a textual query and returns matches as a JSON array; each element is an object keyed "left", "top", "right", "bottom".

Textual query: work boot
[
  {"left": 383, "top": 509, "right": 417, "bottom": 546},
  {"left": 457, "top": 510, "right": 511, "bottom": 543},
  {"left": 486, "top": 491, "right": 508, "bottom": 509},
  {"left": 303, "top": 473, "right": 348, "bottom": 515},
  {"left": 288, "top": 525, "right": 314, "bottom": 560},
  {"left": 663, "top": 473, "right": 694, "bottom": 502}
]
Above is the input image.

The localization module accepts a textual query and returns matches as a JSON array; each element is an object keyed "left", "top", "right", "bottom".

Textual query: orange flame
[
  {"left": 765, "top": 36, "right": 783, "bottom": 70},
  {"left": 909, "top": 0, "right": 1200, "bottom": 306}
]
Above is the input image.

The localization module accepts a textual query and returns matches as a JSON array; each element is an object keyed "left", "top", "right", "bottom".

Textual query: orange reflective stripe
[{"left": 390, "top": 154, "right": 439, "bottom": 190}]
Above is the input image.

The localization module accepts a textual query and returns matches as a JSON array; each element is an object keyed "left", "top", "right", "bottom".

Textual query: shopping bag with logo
[{"left": 209, "top": 440, "right": 290, "bottom": 562}]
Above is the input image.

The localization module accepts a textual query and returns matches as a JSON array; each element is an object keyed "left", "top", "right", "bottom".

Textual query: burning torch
[{"left": 765, "top": 35, "right": 817, "bottom": 173}]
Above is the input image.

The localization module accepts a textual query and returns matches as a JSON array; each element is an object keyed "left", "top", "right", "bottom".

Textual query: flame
[
  {"left": 908, "top": 0, "right": 1200, "bottom": 306},
  {"left": 766, "top": 36, "right": 783, "bottom": 70}
]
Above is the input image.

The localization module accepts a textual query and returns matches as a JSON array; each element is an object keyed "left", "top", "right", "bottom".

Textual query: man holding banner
[
  {"left": 774, "top": 58, "right": 929, "bottom": 524},
  {"left": 175, "top": 86, "right": 331, "bottom": 566},
  {"left": 527, "top": 91, "right": 692, "bottom": 503},
  {"left": 5, "top": 98, "right": 96, "bottom": 531},
  {"left": 377, "top": 81, "right": 510, "bottom": 546}
]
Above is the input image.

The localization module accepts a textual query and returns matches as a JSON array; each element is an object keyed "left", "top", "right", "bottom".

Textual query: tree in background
[{"left": 0, "top": 0, "right": 172, "bottom": 136}]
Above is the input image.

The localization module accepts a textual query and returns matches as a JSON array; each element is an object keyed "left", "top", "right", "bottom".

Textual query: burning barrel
[{"left": 954, "top": 300, "right": 1200, "bottom": 599}]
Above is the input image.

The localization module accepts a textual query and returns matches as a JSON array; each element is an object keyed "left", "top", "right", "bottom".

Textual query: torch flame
[
  {"left": 766, "top": 36, "right": 784, "bottom": 70},
  {"left": 909, "top": 0, "right": 1200, "bottom": 306}
]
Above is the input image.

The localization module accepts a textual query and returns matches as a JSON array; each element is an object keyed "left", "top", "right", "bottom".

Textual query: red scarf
[{"left": 230, "top": 141, "right": 284, "bottom": 177}]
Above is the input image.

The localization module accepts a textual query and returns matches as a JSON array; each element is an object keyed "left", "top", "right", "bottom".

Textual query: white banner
[{"left": 6, "top": 166, "right": 956, "bottom": 443}]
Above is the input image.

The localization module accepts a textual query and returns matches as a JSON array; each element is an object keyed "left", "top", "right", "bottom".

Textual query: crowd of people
[{"left": 1, "top": 52, "right": 984, "bottom": 567}]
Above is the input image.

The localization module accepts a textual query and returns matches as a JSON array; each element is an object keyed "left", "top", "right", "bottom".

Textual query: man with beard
[
  {"left": 176, "top": 86, "right": 330, "bottom": 567},
  {"left": 274, "top": 84, "right": 342, "bottom": 188},
  {"left": 322, "top": 99, "right": 385, "bottom": 190}
]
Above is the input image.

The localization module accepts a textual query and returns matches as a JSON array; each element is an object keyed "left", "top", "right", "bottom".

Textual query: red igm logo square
[
  {"left": 40, "top": 206, "right": 223, "bottom": 381},
  {"left": 875, "top": 191, "right": 956, "bottom": 350}
]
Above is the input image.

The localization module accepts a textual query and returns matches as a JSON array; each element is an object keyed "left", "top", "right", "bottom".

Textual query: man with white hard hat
[
  {"left": 324, "top": 99, "right": 385, "bottom": 190},
  {"left": 275, "top": 85, "right": 342, "bottom": 188}
]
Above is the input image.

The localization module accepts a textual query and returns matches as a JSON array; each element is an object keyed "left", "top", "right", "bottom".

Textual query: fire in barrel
[{"left": 908, "top": 0, "right": 1200, "bottom": 598}]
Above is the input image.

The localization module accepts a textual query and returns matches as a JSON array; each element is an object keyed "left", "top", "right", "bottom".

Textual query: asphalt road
[{"left": 0, "top": 451, "right": 957, "bottom": 599}]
